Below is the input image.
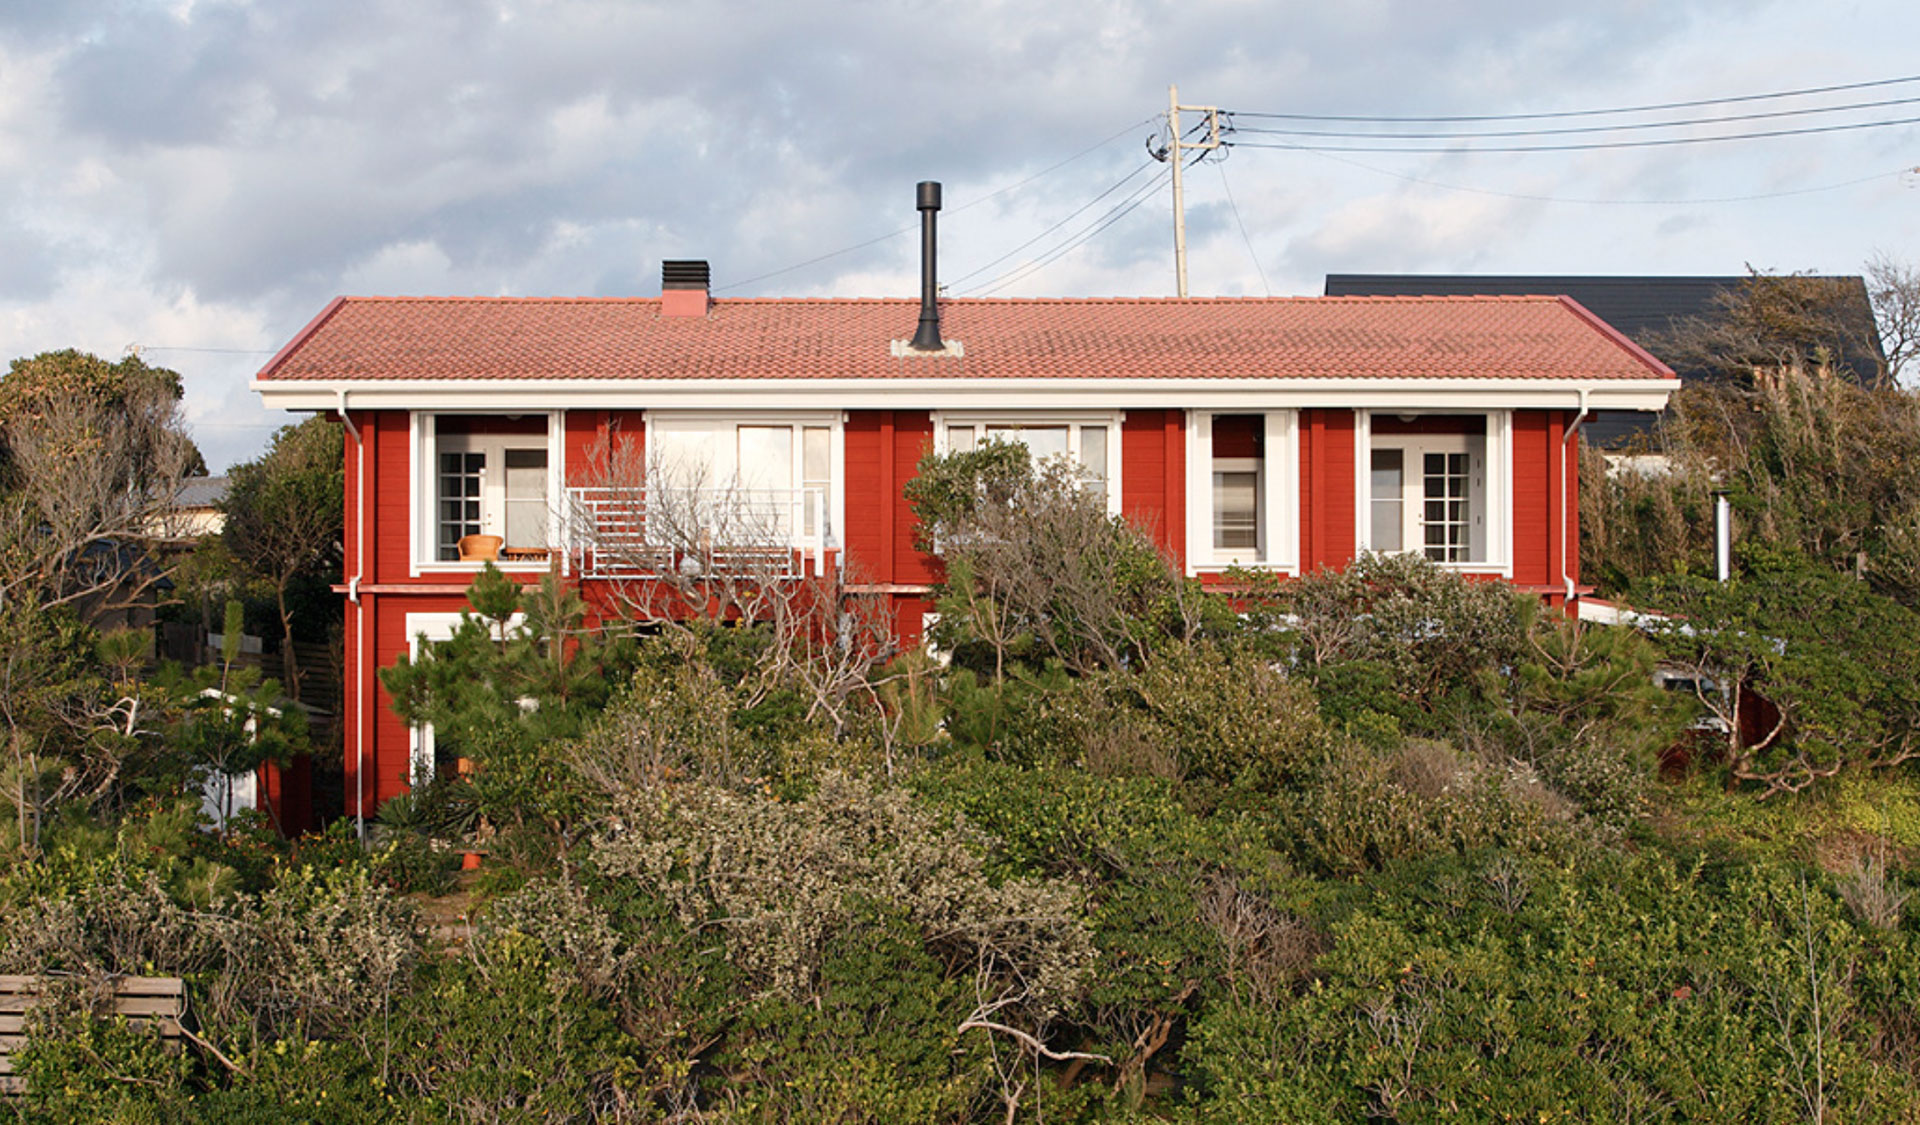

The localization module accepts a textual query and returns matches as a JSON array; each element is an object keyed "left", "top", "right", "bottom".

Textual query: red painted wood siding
[
  {"left": 1121, "top": 410, "right": 1184, "bottom": 561},
  {"left": 843, "top": 412, "right": 889, "bottom": 583},
  {"left": 1511, "top": 411, "right": 1554, "bottom": 589},
  {"left": 892, "top": 413, "right": 935, "bottom": 584},
  {"left": 1298, "top": 408, "right": 1356, "bottom": 572},
  {"left": 371, "top": 411, "right": 410, "bottom": 583},
  {"left": 563, "top": 409, "right": 605, "bottom": 486},
  {"left": 336, "top": 404, "right": 1594, "bottom": 812},
  {"left": 843, "top": 410, "right": 935, "bottom": 586},
  {"left": 608, "top": 410, "right": 644, "bottom": 474},
  {"left": 558, "top": 408, "right": 645, "bottom": 487}
]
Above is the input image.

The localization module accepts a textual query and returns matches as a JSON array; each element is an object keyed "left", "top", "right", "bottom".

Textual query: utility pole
[{"left": 1161, "top": 83, "right": 1222, "bottom": 298}]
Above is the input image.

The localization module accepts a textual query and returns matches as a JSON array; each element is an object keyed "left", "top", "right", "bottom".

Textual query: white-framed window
[
  {"left": 1185, "top": 410, "right": 1297, "bottom": 572},
  {"left": 1356, "top": 411, "right": 1511, "bottom": 572},
  {"left": 645, "top": 412, "right": 844, "bottom": 547},
  {"left": 412, "top": 412, "right": 562, "bottom": 570},
  {"left": 934, "top": 412, "right": 1122, "bottom": 512}
]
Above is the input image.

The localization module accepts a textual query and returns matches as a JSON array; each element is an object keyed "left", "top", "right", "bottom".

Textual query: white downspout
[
  {"left": 1560, "top": 388, "right": 1591, "bottom": 605},
  {"left": 336, "top": 389, "right": 367, "bottom": 841}
]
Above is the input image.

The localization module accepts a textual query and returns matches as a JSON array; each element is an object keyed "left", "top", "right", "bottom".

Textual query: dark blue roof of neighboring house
[{"left": 1324, "top": 274, "right": 1887, "bottom": 446}]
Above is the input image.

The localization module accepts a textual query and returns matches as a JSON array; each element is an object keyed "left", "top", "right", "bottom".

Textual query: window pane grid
[
  {"left": 437, "top": 451, "right": 485, "bottom": 560},
  {"left": 1421, "top": 451, "right": 1470, "bottom": 562}
]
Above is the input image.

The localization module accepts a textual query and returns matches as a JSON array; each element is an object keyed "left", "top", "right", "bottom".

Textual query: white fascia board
[{"left": 256, "top": 377, "right": 1680, "bottom": 414}]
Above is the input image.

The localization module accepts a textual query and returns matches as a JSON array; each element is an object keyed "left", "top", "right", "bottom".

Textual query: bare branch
[{"left": 956, "top": 1014, "right": 1112, "bottom": 1065}]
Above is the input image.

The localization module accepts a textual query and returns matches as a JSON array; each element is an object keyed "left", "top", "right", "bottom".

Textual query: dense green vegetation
[
  {"left": 4, "top": 319, "right": 1920, "bottom": 1121},
  {"left": 5, "top": 433, "right": 1919, "bottom": 1123}
]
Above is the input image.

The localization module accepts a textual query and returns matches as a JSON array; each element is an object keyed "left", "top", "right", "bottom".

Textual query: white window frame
[
  {"left": 642, "top": 411, "right": 846, "bottom": 551},
  {"left": 1354, "top": 409, "right": 1512, "bottom": 575},
  {"left": 931, "top": 411, "right": 1124, "bottom": 516},
  {"left": 1184, "top": 410, "right": 1298, "bottom": 574},
  {"left": 403, "top": 610, "right": 526, "bottom": 787},
  {"left": 411, "top": 411, "right": 564, "bottom": 575}
]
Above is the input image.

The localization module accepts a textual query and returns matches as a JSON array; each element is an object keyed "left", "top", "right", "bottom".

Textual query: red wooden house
[{"left": 254, "top": 245, "right": 1675, "bottom": 822}]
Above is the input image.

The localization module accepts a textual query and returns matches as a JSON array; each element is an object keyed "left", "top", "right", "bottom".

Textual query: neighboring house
[
  {"left": 255, "top": 245, "right": 1676, "bottom": 818},
  {"left": 142, "top": 474, "right": 228, "bottom": 545},
  {"left": 163, "top": 474, "right": 230, "bottom": 540},
  {"left": 1325, "top": 274, "right": 1884, "bottom": 447}
]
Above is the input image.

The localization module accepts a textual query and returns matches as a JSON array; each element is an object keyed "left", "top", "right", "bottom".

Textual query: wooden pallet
[{"left": 0, "top": 975, "right": 186, "bottom": 1096}]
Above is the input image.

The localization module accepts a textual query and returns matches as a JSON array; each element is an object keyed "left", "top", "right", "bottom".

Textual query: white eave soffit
[{"left": 259, "top": 376, "right": 1678, "bottom": 414}]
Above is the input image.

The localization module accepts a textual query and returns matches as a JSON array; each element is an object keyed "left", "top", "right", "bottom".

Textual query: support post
[
  {"left": 1161, "top": 85, "right": 1222, "bottom": 298},
  {"left": 1714, "top": 491, "right": 1732, "bottom": 582},
  {"left": 1169, "top": 84, "right": 1187, "bottom": 298}
]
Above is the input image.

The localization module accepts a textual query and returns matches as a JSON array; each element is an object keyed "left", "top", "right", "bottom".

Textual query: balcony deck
[{"left": 565, "top": 486, "right": 831, "bottom": 579}]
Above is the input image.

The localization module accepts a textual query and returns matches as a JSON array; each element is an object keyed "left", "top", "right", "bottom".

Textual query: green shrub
[
  {"left": 592, "top": 771, "right": 1094, "bottom": 1019},
  {"left": 1276, "top": 737, "right": 1573, "bottom": 877},
  {"left": 712, "top": 902, "right": 997, "bottom": 1123},
  {"left": 1175, "top": 849, "right": 1920, "bottom": 1122},
  {"left": 918, "top": 759, "right": 1303, "bottom": 1097},
  {"left": 1488, "top": 605, "right": 1676, "bottom": 832},
  {"left": 0, "top": 861, "right": 420, "bottom": 1051},
  {"left": 907, "top": 442, "right": 1209, "bottom": 676},
  {"left": 368, "top": 829, "right": 458, "bottom": 896},
  {"left": 11, "top": 1006, "right": 193, "bottom": 1122},
  {"left": 1270, "top": 553, "right": 1528, "bottom": 726},
  {"left": 1640, "top": 562, "right": 1920, "bottom": 797},
  {"left": 1119, "top": 642, "right": 1325, "bottom": 789},
  {"left": 383, "top": 933, "right": 639, "bottom": 1122},
  {"left": 940, "top": 661, "right": 1076, "bottom": 767},
  {"left": 567, "top": 640, "right": 752, "bottom": 794},
  {"left": 204, "top": 866, "right": 422, "bottom": 1043}
]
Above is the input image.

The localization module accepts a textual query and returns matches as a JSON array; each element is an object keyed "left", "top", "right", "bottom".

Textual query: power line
[
  {"left": 963, "top": 168, "right": 1171, "bottom": 297},
  {"left": 1216, "top": 161, "right": 1270, "bottom": 296},
  {"left": 950, "top": 117, "right": 1157, "bottom": 216},
  {"left": 946, "top": 160, "right": 1158, "bottom": 288},
  {"left": 706, "top": 224, "right": 916, "bottom": 296},
  {"left": 1232, "top": 73, "right": 1920, "bottom": 124},
  {"left": 1228, "top": 111, "right": 1920, "bottom": 154},
  {"left": 963, "top": 174, "right": 1164, "bottom": 297},
  {"left": 1280, "top": 143, "right": 1919, "bottom": 205},
  {"left": 1231, "top": 92, "right": 1920, "bottom": 142},
  {"left": 133, "top": 345, "right": 279, "bottom": 355},
  {"left": 711, "top": 117, "right": 1154, "bottom": 294},
  {"left": 967, "top": 178, "right": 1166, "bottom": 297}
]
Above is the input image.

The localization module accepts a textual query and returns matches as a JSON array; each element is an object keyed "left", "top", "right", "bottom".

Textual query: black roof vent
[
  {"left": 662, "top": 260, "right": 710, "bottom": 290},
  {"left": 910, "top": 181, "right": 943, "bottom": 352}
]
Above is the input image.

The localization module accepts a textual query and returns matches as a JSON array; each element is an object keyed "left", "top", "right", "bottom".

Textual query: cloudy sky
[{"left": 4, "top": 0, "right": 1919, "bottom": 470}]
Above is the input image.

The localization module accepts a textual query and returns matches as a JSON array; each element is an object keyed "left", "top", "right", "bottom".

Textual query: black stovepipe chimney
[{"left": 910, "top": 180, "right": 943, "bottom": 351}]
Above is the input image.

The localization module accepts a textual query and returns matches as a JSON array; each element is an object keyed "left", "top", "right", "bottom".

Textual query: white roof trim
[{"left": 257, "top": 376, "right": 1679, "bottom": 413}]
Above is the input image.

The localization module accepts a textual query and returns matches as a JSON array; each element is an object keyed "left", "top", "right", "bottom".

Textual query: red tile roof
[{"left": 257, "top": 295, "right": 1675, "bottom": 383}]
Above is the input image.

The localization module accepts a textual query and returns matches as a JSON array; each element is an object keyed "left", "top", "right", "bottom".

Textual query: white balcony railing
[{"left": 565, "top": 486, "right": 831, "bottom": 579}]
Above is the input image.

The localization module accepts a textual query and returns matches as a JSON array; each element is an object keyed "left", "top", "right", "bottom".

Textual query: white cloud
[{"left": 3, "top": 0, "right": 1920, "bottom": 467}]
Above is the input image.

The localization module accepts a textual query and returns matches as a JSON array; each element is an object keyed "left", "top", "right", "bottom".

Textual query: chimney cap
[
  {"left": 916, "top": 181, "right": 941, "bottom": 212},
  {"left": 662, "top": 259, "right": 710, "bottom": 290}
]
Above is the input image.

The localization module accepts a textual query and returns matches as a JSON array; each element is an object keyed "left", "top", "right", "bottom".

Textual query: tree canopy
[
  {"left": 0, "top": 349, "right": 204, "bottom": 619},
  {"left": 222, "top": 416, "right": 344, "bottom": 700}
]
